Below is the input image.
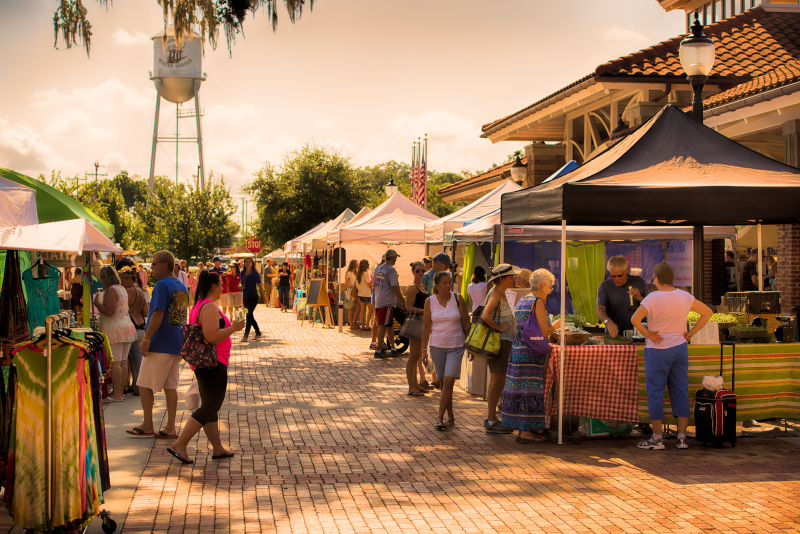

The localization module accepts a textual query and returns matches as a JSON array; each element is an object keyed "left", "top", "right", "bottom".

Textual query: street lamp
[
  {"left": 385, "top": 176, "right": 399, "bottom": 197},
  {"left": 679, "top": 12, "right": 716, "bottom": 125},
  {"left": 510, "top": 155, "right": 526, "bottom": 185}
]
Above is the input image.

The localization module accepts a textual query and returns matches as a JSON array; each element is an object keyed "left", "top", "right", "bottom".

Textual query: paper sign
[
  {"left": 666, "top": 240, "right": 692, "bottom": 286},
  {"left": 505, "top": 289, "right": 519, "bottom": 309},
  {"left": 690, "top": 321, "right": 719, "bottom": 345}
]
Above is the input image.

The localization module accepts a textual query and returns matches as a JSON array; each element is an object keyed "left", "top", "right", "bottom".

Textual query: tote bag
[
  {"left": 522, "top": 297, "right": 551, "bottom": 360},
  {"left": 464, "top": 293, "right": 501, "bottom": 359},
  {"left": 180, "top": 302, "right": 218, "bottom": 369},
  {"left": 399, "top": 309, "right": 422, "bottom": 341}
]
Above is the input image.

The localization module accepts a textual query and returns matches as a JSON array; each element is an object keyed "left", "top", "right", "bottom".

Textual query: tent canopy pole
[
  {"left": 558, "top": 220, "right": 566, "bottom": 445},
  {"left": 757, "top": 222, "right": 763, "bottom": 291},
  {"left": 499, "top": 224, "right": 505, "bottom": 265}
]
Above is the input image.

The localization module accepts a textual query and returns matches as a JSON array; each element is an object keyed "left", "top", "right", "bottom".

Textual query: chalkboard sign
[{"left": 307, "top": 279, "right": 323, "bottom": 306}]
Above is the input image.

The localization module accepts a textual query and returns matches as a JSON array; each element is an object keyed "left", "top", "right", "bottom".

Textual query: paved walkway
[{"left": 2, "top": 306, "right": 799, "bottom": 533}]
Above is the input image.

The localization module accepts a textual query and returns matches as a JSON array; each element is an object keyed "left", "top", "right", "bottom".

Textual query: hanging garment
[
  {"left": 22, "top": 263, "right": 61, "bottom": 333},
  {"left": 0, "top": 251, "right": 29, "bottom": 345},
  {"left": 8, "top": 338, "right": 104, "bottom": 531}
]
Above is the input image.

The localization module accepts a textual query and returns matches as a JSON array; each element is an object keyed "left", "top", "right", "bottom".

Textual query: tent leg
[
  {"left": 338, "top": 242, "right": 344, "bottom": 332},
  {"left": 757, "top": 223, "right": 763, "bottom": 291},
  {"left": 693, "top": 226, "right": 704, "bottom": 303},
  {"left": 558, "top": 220, "right": 566, "bottom": 445},
  {"left": 499, "top": 224, "right": 505, "bottom": 265}
]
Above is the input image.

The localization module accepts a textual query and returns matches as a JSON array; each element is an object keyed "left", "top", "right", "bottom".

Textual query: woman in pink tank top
[{"left": 167, "top": 271, "right": 244, "bottom": 465}]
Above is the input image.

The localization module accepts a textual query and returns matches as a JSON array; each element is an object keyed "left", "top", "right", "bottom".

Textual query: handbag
[
  {"left": 184, "top": 380, "right": 200, "bottom": 410},
  {"left": 180, "top": 301, "right": 218, "bottom": 368},
  {"left": 522, "top": 297, "right": 551, "bottom": 361},
  {"left": 344, "top": 297, "right": 354, "bottom": 309},
  {"left": 464, "top": 293, "right": 501, "bottom": 359},
  {"left": 399, "top": 309, "right": 423, "bottom": 341}
]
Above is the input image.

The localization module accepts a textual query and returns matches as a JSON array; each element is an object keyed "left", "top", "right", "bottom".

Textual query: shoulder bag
[
  {"left": 464, "top": 292, "right": 501, "bottom": 359},
  {"left": 399, "top": 308, "right": 423, "bottom": 341},
  {"left": 522, "top": 297, "right": 551, "bottom": 360},
  {"left": 180, "top": 301, "right": 218, "bottom": 368}
]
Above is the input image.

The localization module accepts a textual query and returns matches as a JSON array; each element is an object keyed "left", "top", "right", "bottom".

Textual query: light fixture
[
  {"left": 679, "top": 12, "right": 716, "bottom": 124},
  {"left": 385, "top": 175, "right": 399, "bottom": 197},
  {"left": 510, "top": 155, "right": 526, "bottom": 185}
]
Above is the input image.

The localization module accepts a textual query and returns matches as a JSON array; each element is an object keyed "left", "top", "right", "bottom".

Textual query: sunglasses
[
  {"left": 610, "top": 274, "right": 625, "bottom": 279},
  {"left": 414, "top": 268, "right": 425, "bottom": 273}
]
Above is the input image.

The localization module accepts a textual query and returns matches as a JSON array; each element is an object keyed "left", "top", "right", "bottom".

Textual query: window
[
  {"left": 704, "top": 3, "right": 712, "bottom": 24},
  {"left": 716, "top": 0, "right": 725, "bottom": 19}
]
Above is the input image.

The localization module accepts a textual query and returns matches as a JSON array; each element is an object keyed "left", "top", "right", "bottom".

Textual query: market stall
[
  {"left": 0, "top": 175, "right": 38, "bottom": 227},
  {"left": 499, "top": 105, "right": 800, "bottom": 442}
]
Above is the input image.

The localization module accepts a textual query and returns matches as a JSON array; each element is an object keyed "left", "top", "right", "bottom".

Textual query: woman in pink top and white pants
[
  {"left": 632, "top": 262, "right": 712, "bottom": 451},
  {"left": 167, "top": 271, "right": 244, "bottom": 465}
]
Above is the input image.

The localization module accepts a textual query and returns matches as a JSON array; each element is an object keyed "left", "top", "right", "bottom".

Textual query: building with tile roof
[{"left": 441, "top": 0, "right": 800, "bottom": 313}]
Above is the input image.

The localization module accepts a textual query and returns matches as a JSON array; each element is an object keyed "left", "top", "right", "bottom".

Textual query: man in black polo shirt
[{"left": 596, "top": 255, "right": 649, "bottom": 338}]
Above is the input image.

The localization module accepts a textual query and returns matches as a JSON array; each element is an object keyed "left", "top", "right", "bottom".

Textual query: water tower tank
[{"left": 151, "top": 25, "right": 204, "bottom": 104}]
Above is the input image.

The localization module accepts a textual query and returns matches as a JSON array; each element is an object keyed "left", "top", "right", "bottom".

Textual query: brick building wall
[
  {"left": 524, "top": 143, "right": 567, "bottom": 187},
  {"left": 776, "top": 224, "right": 800, "bottom": 315}
]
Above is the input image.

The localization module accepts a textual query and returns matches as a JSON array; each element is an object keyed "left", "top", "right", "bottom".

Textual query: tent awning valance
[
  {"left": 500, "top": 106, "right": 800, "bottom": 226},
  {"left": 0, "top": 168, "right": 115, "bottom": 237},
  {"left": 0, "top": 219, "right": 122, "bottom": 255}
]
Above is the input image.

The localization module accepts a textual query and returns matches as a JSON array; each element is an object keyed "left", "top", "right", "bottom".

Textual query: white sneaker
[
  {"left": 676, "top": 437, "right": 689, "bottom": 449},
  {"left": 637, "top": 436, "right": 665, "bottom": 450}
]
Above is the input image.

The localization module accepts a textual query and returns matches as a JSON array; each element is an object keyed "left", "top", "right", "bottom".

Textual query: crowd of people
[{"left": 349, "top": 248, "right": 713, "bottom": 450}]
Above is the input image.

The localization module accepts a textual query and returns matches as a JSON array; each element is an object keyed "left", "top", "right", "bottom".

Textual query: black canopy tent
[
  {"left": 498, "top": 105, "right": 800, "bottom": 443},
  {"left": 501, "top": 106, "right": 800, "bottom": 226}
]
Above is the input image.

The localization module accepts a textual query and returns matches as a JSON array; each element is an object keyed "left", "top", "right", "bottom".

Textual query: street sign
[{"left": 246, "top": 236, "right": 263, "bottom": 254}]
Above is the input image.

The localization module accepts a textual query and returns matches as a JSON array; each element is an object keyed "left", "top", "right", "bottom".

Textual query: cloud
[
  {"left": 0, "top": 117, "right": 76, "bottom": 174},
  {"left": 45, "top": 110, "right": 116, "bottom": 140},
  {"left": 112, "top": 28, "right": 151, "bottom": 48},
  {"left": 203, "top": 103, "right": 262, "bottom": 127},
  {"left": 31, "top": 78, "right": 154, "bottom": 111},
  {"left": 601, "top": 27, "right": 647, "bottom": 42}
]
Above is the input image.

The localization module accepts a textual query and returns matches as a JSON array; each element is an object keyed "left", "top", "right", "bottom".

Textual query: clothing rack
[{"left": 43, "top": 313, "right": 117, "bottom": 534}]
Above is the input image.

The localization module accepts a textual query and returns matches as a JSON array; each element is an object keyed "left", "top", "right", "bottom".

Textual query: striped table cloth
[{"left": 637, "top": 343, "right": 800, "bottom": 424}]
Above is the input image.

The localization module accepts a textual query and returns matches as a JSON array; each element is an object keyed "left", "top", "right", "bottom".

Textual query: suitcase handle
[{"left": 721, "top": 341, "right": 735, "bottom": 390}]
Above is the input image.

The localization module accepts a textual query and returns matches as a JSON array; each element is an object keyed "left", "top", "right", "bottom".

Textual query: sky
[{"left": 0, "top": 0, "right": 684, "bottom": 224}]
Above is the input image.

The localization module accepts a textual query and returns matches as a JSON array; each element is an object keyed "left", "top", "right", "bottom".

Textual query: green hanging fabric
[
  {"left": 461, "top": 243, "right": 475, "bottom": 301},
  {"left": 565, "top": 242, "right": 606, "bottom": 324}
]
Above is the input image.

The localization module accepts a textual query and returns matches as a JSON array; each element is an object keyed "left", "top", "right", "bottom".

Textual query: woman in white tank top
[{"left": 421, "top": 271, "right": 471, "bottom": 430}]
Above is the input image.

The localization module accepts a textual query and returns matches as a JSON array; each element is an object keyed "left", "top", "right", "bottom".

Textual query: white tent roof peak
[
  {"left": 328, "top": 194, "right": 438, "bottom": 243},
  {"left": 424, "top": 179, "right": 521, "bottom": 243},
  {"left": 305, "top": 208, "right": 357, "bottom": 249}
]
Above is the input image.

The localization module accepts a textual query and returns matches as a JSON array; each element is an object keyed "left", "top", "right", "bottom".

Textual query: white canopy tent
[
  {"left": 0, "top": 176, "right": 38, "bottom": 227},
  {"left": 424, "top": 180, "right": 521, "bottom": 243},
  {"left": 284, "top": 221, "right": 327, "bottom": 255},
  {"left": 327, "top": 193, "right": 438, "bottom": 243},
  {"left": 453, "top": 211, "right": 736, "bottom": 243},
  {"left": 305, "top": 208, "right": 356, "bottom": 250},
  {"left": 0, "top": 219, "right": 122, "bottom": 255}
]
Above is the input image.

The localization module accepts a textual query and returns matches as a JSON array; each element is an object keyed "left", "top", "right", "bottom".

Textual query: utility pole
[{"left": 85, "top": 160, "right": 107, "bottom": 186}]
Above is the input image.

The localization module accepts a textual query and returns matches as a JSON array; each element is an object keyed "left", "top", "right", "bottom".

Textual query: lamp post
[
  {"left": 385, "top": 176, "right": 399, "bottom": 197},
  {"left": 680, "top": 11, "right": 716, "bottom": 303},
  {"left": 510, "top": 155, "right": 526, "bottom": 185},
  {"left": 680, "top": 12, "right": 716, "bottom": 125}
]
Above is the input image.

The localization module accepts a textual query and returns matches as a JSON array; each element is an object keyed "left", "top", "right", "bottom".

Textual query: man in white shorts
[{"left": 127, "top": 249, "right": 188, "bottom": 438}]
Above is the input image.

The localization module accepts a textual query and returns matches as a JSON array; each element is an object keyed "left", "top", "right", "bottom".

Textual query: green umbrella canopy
[{"left": 0, "top": 168, "right": 114, "bottom": 238}]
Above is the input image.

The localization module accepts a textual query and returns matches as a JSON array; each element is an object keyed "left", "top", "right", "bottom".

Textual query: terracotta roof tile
[
  {"left": 439, "top": 157, "right": 526, "bottom": 196},
  {"left": 482, "top": 8, "right": 800, "bottom": 136},
  {"left": 690, "top": 61, "right": 800, "bottom": 110}
]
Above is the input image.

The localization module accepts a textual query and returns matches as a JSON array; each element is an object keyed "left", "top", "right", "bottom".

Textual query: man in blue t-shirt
[
  {"left": 127, "top": 249, "right": 188, "bottom": 439},
  {"left": 596, "top": 255, "right": 649, "bottom": 337}
]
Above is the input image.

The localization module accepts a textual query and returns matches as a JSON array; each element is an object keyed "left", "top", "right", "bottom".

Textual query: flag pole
[
  {"left": 411, "top": 143, "right": 417, "bottom": 203},
  {"left": 423, "top": 134, "right": 428, "bottom": 211}
]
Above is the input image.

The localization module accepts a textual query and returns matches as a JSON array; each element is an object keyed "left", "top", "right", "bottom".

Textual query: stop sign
[{"left": 246, "top": 236, "right": 263, "bottom": 254}]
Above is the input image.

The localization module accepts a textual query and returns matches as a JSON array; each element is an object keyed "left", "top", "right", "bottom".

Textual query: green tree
[
  {"left": 244, "top": 144, "right": 368, "bottom": 250},
  {"left": 132, "top": 177, "right": 238, "bottom": 261},
  {"left": 37, "top": 170, "right": 81, "bottom": 196},
  {"left": 72, "top": 180, "right": 134, "bottom": 248},
  {"left": 112, "top": 170, "right": 148, "bottom": 210}
]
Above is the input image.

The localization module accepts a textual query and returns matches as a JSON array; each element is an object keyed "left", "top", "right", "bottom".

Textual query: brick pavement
[{"left": 7, "top": 305, "right": 799, "bottom": 534}]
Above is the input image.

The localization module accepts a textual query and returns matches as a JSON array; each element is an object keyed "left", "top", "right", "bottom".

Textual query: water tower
[{"left": 148, "top": 25, "right": 207, "bottom": 191}]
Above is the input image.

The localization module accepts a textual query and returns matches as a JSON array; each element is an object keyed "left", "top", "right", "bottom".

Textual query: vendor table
[
  {"left": 544, "top": 344, "right": 640, "bottom": 423},
  {"left": 637, "top": 343, "right": 800, "bottom": 424}
]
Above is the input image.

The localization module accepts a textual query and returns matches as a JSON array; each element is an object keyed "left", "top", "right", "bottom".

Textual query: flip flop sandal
[
  {"left": 434, "top": 420, "right": 448, "bottom": 431},
  {"left": 406, "top": 391, "right": 426, "bottom": 396},
  {"left": 211, "top": 451, "right": 236, "bottom": 460},
  {"left": 444, "top": 419, "right": 455, "bottom": 427},
  {"left": 126, "top": 427, "right": 154, "bottom": 436},
  {"left": 155, "top": 430, "right": 179, "bottom": 439},
  {"left": 167, "top": 448, "right": 194, "bottom": 465}
]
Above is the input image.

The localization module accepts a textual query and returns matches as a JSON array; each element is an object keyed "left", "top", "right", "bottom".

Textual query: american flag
[
  {"left": 410, "top": 157, "right": 418, "bottom": 203},
  {"left": 418, "top": 153, "right": 427, "bottom": 208}
]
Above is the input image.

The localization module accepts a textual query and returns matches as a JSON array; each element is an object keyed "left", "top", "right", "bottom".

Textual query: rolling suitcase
[{"left": 694, "top": 341, "right": 737, "bottom": 448}]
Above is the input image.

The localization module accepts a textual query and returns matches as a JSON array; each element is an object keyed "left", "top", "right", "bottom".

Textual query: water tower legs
[
  {"left": 195, "top": 79, "right": 206, "bottom": 189},
  {"left": 148, "top": 80, "right": 162, "bottom": 193}
]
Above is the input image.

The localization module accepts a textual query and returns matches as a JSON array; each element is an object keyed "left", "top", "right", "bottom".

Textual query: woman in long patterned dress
[{"left": 501, "top": 269, "right": 562, "bottom": 444}]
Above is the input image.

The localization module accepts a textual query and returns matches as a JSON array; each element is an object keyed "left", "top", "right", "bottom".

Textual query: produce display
[
  {"left": 553, "top": 314, "right": 590, "bottom": 328},
  {"left": 687, "top": 311, "right": 739, "bottom": 323}
]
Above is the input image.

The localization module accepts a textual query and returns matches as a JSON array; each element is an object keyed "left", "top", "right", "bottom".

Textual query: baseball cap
[
  {"left": 423, "top": 256, "right": 433, "bottom": 263},
  {"left": 433, "top": 252, "right": 452, "bottom": 267},
  {"left": 212, "top": 256, "right": 222, "bottom": 262},
  {"left": 385, "top": 249, "right": 400, "bottom": 258}
]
